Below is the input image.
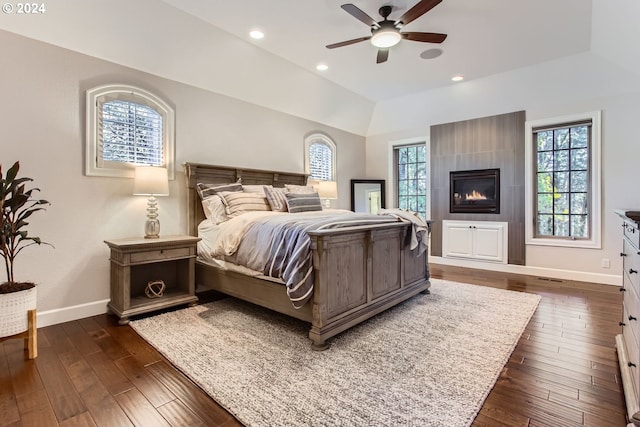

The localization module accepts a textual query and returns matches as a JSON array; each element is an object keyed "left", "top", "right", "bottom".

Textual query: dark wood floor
[{"left": 0, "top": 265, "right": 629, "bottom": 426}]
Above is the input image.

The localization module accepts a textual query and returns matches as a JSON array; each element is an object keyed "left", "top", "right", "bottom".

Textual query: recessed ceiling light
[
  {"left": 451, "top": 75, "right": 464, "bottom": 82},
  {"left": 316, "top": 64, "right": 329, "bottom": 71},
  {"left": 249, "top": 30, "right": 264, "bottom": 40}
]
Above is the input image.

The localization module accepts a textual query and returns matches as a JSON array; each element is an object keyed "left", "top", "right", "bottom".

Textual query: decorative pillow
[
  {"left": 285, "top": 184, "right": 315, "bottom": 194},
  {"left": 285, "top": 192, "right": 323, "bottom": 213},
  {"left": 242, "top": 184, "right": 273, "bottom": 194},
  {"left": 201, "top": 195, "right": 229, "bottom": 224},
  {"left": 264, "top": 186, "right": 289, "bottom": 212},
  {"left": 196, "top": 182, "right": 242, "bottom": 199},
  {"left": 219, "top": 191, "right": 271, "bottom": 217}
]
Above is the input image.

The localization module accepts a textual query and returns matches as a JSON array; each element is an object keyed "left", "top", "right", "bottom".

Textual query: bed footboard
[{"left": 307, "top": 222, "right": 429, "bottom": 350}]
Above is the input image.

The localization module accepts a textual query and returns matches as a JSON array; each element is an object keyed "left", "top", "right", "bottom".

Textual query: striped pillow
[
  {"left": 264, "top": 186, "right": 288, "bottom": 212},
  {"left": 285, "top": 184, "right": 315, "bottom": 193},
  {"left": 219, "top": 191, "right": 271, "bottom": 217},
  {"left": 285, "top": 192, "right": 323, "bottom": 213},
  {"left": 196, "top": 182, "right": 242, "bottom": 199}
]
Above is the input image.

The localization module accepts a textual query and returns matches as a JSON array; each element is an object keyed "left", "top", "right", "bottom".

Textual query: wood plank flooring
[{"left": 0, "top": 265, "right": 629, "bottom": 426}]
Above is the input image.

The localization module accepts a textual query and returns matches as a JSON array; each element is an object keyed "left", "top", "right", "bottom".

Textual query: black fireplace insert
[{"left": 450, "top": 168, "right": 500, "bottom": 213}]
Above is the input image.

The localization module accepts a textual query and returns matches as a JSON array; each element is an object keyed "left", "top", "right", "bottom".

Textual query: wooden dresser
[{"left": 616, "top": 210, "right": 640, "bottom": 427}]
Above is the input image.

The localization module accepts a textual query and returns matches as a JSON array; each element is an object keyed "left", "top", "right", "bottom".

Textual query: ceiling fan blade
[
  {"left": 326, "top": 36, "right": 371, "bottom": 49},
  {"left": 402, "top": 32, "right": 447, "bottom": 43},
  {"left": 341, "top": 4, "right": 379, "bottom": 28},
  {"left": 395, "top": 0, "right": 442, "bottom": 27},
  {"left": 376, "top": 49, "right": 389, "bottom": 64}
]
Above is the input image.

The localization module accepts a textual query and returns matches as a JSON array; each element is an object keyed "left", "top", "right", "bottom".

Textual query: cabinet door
[
  {"left": 443, "top": 223, "right": 474, "bottom": 258},
  {"left": 473, "top": 224, "right": 505, "bottom": 262}
]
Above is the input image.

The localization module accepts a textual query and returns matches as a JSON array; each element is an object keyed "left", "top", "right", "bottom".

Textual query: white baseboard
[
  {"left": 37, "top": 299, "right": 110, "bottom": 328},
  {"left": 429, "top": 256, "right": 622, "bottom": 286}
]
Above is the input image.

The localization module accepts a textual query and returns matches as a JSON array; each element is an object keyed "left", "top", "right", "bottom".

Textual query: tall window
[
  {"left": 86, "top": 84, "right": 175, "bottom": 178},
  {"left": 525, "top": 111, "right": 601, "bottom": 248},
  {"left": 394, "top": 143, "right": 428, "bottom": 220},
  {"left": 305, "top": 133, "right": 336, "bottom": 181}
]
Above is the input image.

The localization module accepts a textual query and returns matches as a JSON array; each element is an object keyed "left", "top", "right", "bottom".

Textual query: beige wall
[
  {"left": 365, "top": 52, "right": 640, "bottom": 284},
  {"left": 0, "top": 30, "right": 365, "bottom": 324}
]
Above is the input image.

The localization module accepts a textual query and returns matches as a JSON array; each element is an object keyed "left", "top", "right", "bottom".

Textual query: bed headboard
[{"left": 184, "top": 162, "right": 308, "bottom": 236}]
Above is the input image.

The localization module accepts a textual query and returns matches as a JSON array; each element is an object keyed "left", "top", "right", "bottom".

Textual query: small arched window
[
  {"left": 86, "top": 84, "right": 175, "bottom": 178},
  {"left": 304, "top": 133, "right": 336, "bottom": 181}
]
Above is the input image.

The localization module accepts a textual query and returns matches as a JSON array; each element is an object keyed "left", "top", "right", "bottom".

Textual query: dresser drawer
[
  {"left": 623, "top": 239, "right": 640, "bottom": 290},
  {"left": 625, "top": 283, "right": 640, "bottom": 341},
  {"left": 623, "top": 304, "right": 640, "bottom": 397},
  {"left": 624, "top": 223, "right": 640, "bottom": 251},
  {"left": 130, "top": 247, "right": 191, "bottom": 263}
]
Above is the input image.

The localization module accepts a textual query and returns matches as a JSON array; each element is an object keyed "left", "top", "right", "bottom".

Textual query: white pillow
[
  {"left": 242, "top": 184, "right": 273, "bottom": 194},
  {"left": 202, "top": 195, "right": 229, "bottom": 224}
]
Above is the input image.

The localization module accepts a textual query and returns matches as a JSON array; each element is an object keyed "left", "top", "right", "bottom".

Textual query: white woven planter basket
[{"left": 0, "top": 287, "right": 37, "bottom": 338}]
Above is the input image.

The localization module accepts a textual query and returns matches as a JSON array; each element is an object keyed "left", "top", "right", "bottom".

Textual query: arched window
[
  {"left": 304, "top": 133, "right": 336, "bottom": 181},
  {"left": 86, "top": 84, "right": 175, "bottom": 178}
]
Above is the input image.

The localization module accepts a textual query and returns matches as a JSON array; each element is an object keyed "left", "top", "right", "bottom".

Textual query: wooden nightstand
[{"left": 104, "top": 235, "right": 201, "bottom": 325}]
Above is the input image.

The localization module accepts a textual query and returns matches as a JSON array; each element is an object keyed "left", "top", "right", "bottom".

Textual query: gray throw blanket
[{"left": 235, "top": 212, "right": 400, "bottom": 308}]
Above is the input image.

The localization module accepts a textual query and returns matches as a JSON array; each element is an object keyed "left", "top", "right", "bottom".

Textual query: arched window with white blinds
[
  {"left": 304, "top": 133, "right": 336, "bottom": 182},
  {"left": 86, "top": 84, "right": 175, "bottom": 178}
]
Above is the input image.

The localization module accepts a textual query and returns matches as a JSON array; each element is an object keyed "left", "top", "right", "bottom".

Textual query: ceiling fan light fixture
[{"left": 371, "top": 28, "right": 401, "bottom": 48}]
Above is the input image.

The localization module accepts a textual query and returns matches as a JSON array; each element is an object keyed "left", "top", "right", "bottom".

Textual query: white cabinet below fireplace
[{"left": 442, "top": 220, "right": 508, "bottom": 264}]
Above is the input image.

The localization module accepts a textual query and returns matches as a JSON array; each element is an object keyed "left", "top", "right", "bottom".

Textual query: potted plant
[{"left": 0, "top": 161, "right": 51, "bottom": 353}]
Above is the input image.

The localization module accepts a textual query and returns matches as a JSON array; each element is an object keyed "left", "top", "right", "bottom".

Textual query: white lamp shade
[
  {"left": 133, "top": 166, "right": 169, "bottom": 196},
  {"left": 318, "top": 181, "right": 338, "bottom": 199}
]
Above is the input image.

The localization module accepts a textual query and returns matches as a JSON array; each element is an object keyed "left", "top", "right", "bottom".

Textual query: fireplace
[{"left": 450, "top": 168, "right": 500, "bottom": 213}]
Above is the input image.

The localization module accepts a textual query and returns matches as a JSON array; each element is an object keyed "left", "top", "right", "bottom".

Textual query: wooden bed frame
[{"left": 184, "top": 162, "right": 430, "bottom": 350}]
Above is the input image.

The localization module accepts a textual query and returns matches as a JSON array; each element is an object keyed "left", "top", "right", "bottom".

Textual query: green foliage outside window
[
  {"left": 535, "top": 124, "right": 589, "bottom": 238},
  {"left": 396, "top": 145, "right": 427, "bottom": 219}
]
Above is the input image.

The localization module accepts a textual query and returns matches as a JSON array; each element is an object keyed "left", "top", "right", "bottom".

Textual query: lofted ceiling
[{"left": 161, "top": 0, "right": 593, "bottom": 102}]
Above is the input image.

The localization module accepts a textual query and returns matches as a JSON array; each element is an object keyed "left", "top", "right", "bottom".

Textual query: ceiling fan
[{"left": 326, "top": 0, "right": 447, "bottom": 64}]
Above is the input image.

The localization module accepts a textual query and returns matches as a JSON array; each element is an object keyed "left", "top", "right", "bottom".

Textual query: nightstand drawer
[{"left": 130, "top": 247, "right": 191, "bottom": 263}]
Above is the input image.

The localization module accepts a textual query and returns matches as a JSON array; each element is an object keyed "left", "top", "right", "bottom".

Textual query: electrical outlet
[{"left": 601, "top": 258, "right": 610, "bottom": 268}]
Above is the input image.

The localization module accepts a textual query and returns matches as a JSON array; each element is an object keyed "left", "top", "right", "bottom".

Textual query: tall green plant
[{"left": 0, "top": 161, "right": 51, "bottom": 286}]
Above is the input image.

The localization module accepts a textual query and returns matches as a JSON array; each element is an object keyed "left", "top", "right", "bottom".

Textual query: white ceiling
[{"left": 161, "top": 0, "right": 593, "bottom": 102}]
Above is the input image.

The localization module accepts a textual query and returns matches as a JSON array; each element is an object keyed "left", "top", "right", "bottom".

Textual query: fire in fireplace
[{"left": 450, "top": 168, "right": 500, "bottom": 213}]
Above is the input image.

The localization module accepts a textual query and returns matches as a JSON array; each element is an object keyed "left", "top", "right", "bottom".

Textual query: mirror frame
[{"left": 350, "top": 179, "right": 386, "bottom": 213}]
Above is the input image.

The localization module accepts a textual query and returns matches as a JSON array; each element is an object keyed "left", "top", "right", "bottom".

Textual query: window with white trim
[
  {"left": 86, "top": 84, "right": 175, "bottom": 178},
  {"left": 394, "top": 142, "right": 428, "bottom": 220},
  {"left": 304, "top": 133, "right": 336, "bottom": 181},
  {"left": 525, "top": 111, "right": 601, "bottom": 248}
]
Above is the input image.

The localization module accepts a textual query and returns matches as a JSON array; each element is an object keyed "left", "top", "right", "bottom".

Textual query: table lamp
[
  {"left": 133, "top": 166, "right": 169, "bottom": 238},
  {"left": 318, "top": 181, "right": 338, "bottom": 208}
]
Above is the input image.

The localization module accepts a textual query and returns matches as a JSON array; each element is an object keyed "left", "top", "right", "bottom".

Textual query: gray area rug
[{"left": 131, "top": 278, "right": 540, "bottom": 427}]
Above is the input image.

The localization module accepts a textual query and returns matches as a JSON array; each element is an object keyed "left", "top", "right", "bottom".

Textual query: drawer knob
[
  {"left": 620, "top": 287, "right": 627, "bottom": 292},
  {"left": 621, "top": 252, "right": 627, "bottom": 257},
  {"left": 629, "top": 362, "right": 637, "bottom": 368},
  {"left": 630, "top": 315, "right": 638, "bottom": 321},
  {"left": 620, "top": 321, "right": 627, "bottom": 326},
  {"left": 630, "top": 269, "right": 638, "bottom": 275}
]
